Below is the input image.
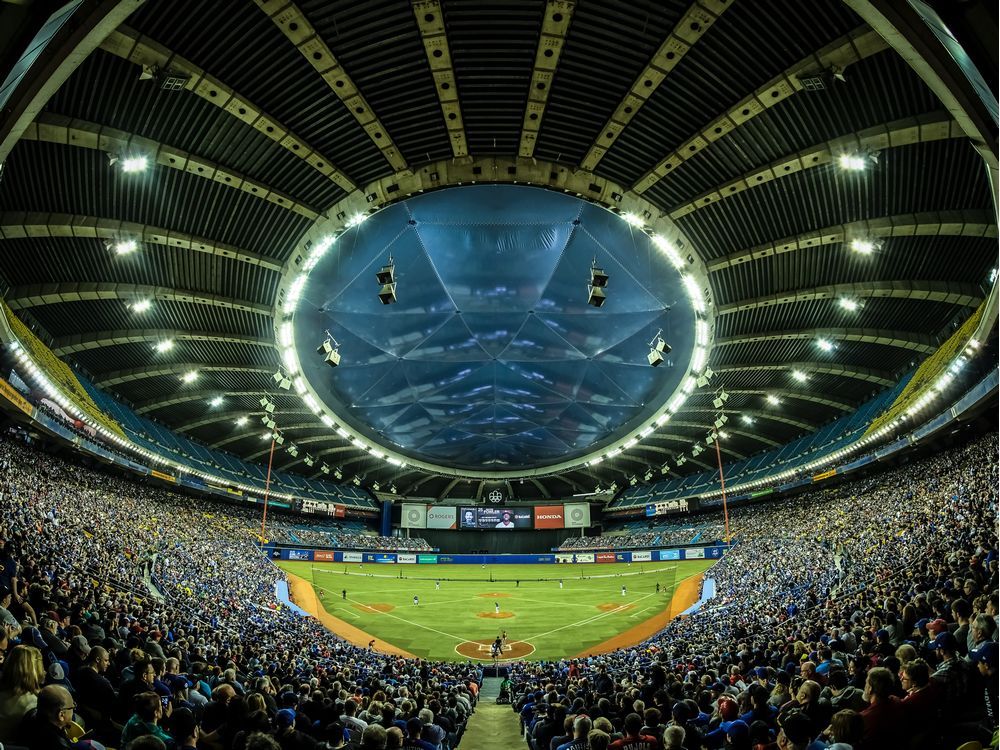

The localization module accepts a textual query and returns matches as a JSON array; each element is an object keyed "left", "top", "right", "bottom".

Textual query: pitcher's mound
[
  {"left": 477, "top": 611, "right": 514, "bottom": 619},
  {"left": 455, "top": 639, "right": 535, "bottom": 661},
  {"left": 354, "top": 603, "right": 394, "bottom": 613},
  {"left": 597, "top": 603, "right": 634, "bottom": 612},
  {"left": 476, "top": 593, "right": 512, "bottom": 598}
]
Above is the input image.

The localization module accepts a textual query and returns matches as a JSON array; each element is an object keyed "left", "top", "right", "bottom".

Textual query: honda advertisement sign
[{"left": 533, "top": 505, "right": 565, "bottom": 529}]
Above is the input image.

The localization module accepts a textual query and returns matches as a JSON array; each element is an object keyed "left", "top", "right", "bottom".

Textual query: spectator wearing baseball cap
[{"left": 971, "top": 642, "right": 998, "bottom": 726}]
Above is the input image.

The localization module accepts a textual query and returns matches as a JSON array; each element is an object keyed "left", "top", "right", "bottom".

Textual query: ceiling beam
[
  {"left": 645, "top": 432, "right": 747, "bottom": 461},
  {"left": 842, "top": 0, "right": 997, "bottom": 172},
  {"left": 209, "top": 409, "right": 312, "bottom": 449},
  {"left": 711, "top": 361, "right": 894, "bottom": 387},
  {"left": 403, "top": 475, "right": 436, "bottom": 496},
  {"left": 634, "top": 25, "right": 887, "bottom": 193},
  {"left": 708, "top": 209, "right": 997, "bottom": 272},
  {"left": 251, "top": 0, "right": 407, "bottom": 172},
  {"left": 134, "top": 389, "right": 297, "bottom": 415},
  {"left": 177, "top": 408, "right": 312, "bottom": 434},
  {"left": 6, "top": 282, "right": 271, "bottom": 315},
  {"left": 718, "top": 280, "right": 982, "bottom": 315},
  {"left": 100, "top": 25, "right": 355, "bottom": 192},
  {"left": 661, "top": 421, "right": 775, "bottom": 451},
  {"left": 722, "top": 388, "right": 853, "bottom": 412},
  {"left": 518, "top": 0, "right": 576, "bottom": 158},
  {"left": 580, "top": 0, "right": 731, "bottom": 172},
  {"left": 412, "top": 1, "right": 467, "bottom": 158},
  {"left": 682, "top": 407, "right": 813, "bottom": 432},
  {"left": 669, "top": 111, "right": 962, "bottom": 220},
  {"left": 24, "top": 113, "right": 320, "bottom": 220},
  {"left": 0, "top": 212, "right": 282, "bottom": 272},
  {"left": 437, "top": 478, "right": 461, "bottom": 501},
  {"left": 95, "top": 363, "right": 273, "bottom": 387},
  {"left": 52, "top": 329, "right": 276, "bottom": 356},
  {"left": 0, "top": 0, "right": 145, "bottom": 163},
  {"left": 714, "top": 327, "right": 936, "bottom": 353}
]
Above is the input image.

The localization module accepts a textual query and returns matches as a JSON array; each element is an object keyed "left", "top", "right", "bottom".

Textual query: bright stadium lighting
[
  {"left": 131, "top": 299, "right": 152, "bottom": 313},
  {"left": 154, "top": 339, "right": 174, "bottom": 353},
  {"left": 112, "top": 239, "right": 139, "bottom": 255},
  {"left": 235, "top": 416, "right": 248, "bottom": 427},
  {"left": 850, "top": 238, "right": 876, "bottom": 255},
  {"left": 180, "top": 370, "right": 198, "bottom": 383},
  {"left": 741, "top": 415, "right": 755, "bottom": 425},
  {"left": 816, "top": 338, "right": 835, "bottom": 352},
  {"left": 209, "top": 396, "right": 223, "bottom": 407},
  {"left": 838, "top": 297, "right": 859, "bottom": 311},
  {"left": 120, "top": 155, "right": 149, "bottom": 173},
  {"left": 791, "top": 369, "right": 808, "bottom": 382},
  {"left": 838, "top": 153, "right": 866, "bottom": 171},
  {"left": 621, "top": 212, "right": 644, "bottom": 228}
]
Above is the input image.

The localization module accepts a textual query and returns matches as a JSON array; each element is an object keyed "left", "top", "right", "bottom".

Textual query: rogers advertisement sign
[{"left": 533, "top": 505, "right": 565, "bottom": 529}]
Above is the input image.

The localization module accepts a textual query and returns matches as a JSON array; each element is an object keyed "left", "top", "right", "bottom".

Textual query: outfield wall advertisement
[{"left": 271, "top": 546, "right": 728, "bottom": 563}]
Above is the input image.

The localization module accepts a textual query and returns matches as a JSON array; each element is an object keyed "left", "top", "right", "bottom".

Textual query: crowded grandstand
[{"left": 0, "top": 1, "right": 998, "bottom": 750}]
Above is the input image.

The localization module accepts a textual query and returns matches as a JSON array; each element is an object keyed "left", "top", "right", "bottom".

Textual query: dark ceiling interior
[{"left": 0, "top": 0, "right": 995, "bottom": 499}]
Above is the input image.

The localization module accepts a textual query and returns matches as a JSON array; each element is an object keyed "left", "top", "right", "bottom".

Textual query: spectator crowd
[
  {"left": 0, "top": 426, "right": 995, "bottom": 750},
  {"left": 513, "top": 433, "right": 998, "bottom": 750}
]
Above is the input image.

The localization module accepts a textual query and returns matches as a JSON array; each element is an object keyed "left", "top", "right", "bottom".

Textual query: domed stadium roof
[{"left": 0, "top": 0, "right": 994, "bottom": 498}]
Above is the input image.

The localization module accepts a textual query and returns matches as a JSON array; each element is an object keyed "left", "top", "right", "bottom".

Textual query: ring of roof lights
[{"left": 273, "top": 158, "right": 715, "bottom": 480}]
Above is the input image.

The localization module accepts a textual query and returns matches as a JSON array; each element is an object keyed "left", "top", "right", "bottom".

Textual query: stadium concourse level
[
  {"left": 0, "top": 428, "right": 993, "bottom": 750},
  {"left": 267, "top": 525, "right": 432, "bottom": 553}
]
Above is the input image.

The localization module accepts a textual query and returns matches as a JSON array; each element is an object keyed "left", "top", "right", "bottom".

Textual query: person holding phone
[{"left": 120, "top": 691, "right": 173, "bottom": 748}]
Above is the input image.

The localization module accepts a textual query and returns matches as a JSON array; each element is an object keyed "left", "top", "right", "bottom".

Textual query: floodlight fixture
[
  {"left": 180, "top": 370, "right": 198, "bottom": 384},
  {"left": 259, "top": 397, "right": 276, "bottom": 413},
  {"left": 766, "top": 394, "right": 781, "bottom": 406},
  {"left": 274, "top": 433, "right": 285, "bottom": 446},
  {"left": 209, "top": 396, "right": 223, "bottom": 407},
  {"left": 303, "top": 454, "right": 315, "bottom": 467},
  {"left": 131, "top": 299, "right": 152, "bottom": 313},
  {"left": 741, "top": 414, "right": 755, "bottom": 425},
  {"left": 287, "top": 444, "right": 299, "bottom": 457},
  {"left": 588, "top": 259, "right": 608, "bottom": 307},
  {"left": 154, "top": 339, "right": 174, "bottom": 353},
  {"left": 376, "top": 256, "right": 395, "bottom": 285},
  {"left": 647, "top": 329, "right": 671, "bottom": 367},
  {"left": 816, "top": 338, "right": 835, "bottom": 352},
  {"left": 628, "top": 475, "right": 638, "bottom": 486},
  {"left": 272, "top": 370, "right": 292, "bottom": 390},
  {"left": 334, "top": 468, "right": 343, "bottom": 480},
  {"left": 791, "top": 369, "right": 809, "bottom": 382},
  {"left": 838, "top": 153, "right": 867, "bottom": 171},
  {"left": 235, "top": 416, "right": 248, "bottom": 427},
  {"left": 120, "top": 156, "right": 149, "bottom": 173},
  {"left": 378, "top": 281, "right": 397, "bottom": 305},
  {"left": 712, "top": 390, "right": 730, "bottom": 409},
  {"left": 317, "top": 334, "right": 341, "bottom": 367},
  {"left": 108, "top": 239, "right": 139, "bottom": 255},
  {"left": 850, "top": 238, "right": 878, "bottom": 255},
  {"left": 320, "top": 463, "right": 330, "bottom": 475},
  {"left": 713, "top": 414, "right": 729, "bottom": 429},
  {"left": 839, "top": 297, "right": 859, "bottom": 311}
]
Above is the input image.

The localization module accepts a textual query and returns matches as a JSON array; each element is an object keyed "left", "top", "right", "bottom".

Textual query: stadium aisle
[{"left": 461, "top": 677, "right": 524, "bottom": 750}]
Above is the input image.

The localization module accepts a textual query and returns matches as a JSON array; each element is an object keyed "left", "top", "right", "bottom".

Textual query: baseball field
[{"left": 276, "top": 559, "right": 716, "bottom": 661}]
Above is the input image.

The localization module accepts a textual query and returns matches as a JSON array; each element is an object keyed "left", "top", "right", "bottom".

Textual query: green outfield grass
[{"left": 277, "top": 559, "right": 715, "bottom": 661}]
